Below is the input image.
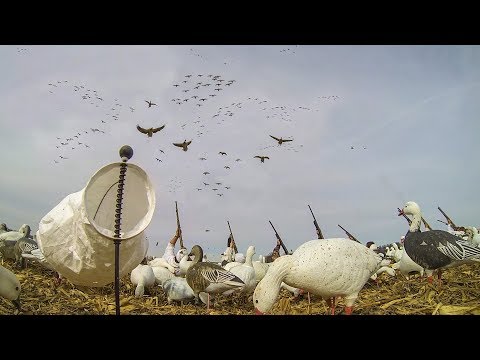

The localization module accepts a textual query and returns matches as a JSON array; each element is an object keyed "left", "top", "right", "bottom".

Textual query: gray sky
[{"left": 1, "top": 45, "right": 479, "bottom": 258}]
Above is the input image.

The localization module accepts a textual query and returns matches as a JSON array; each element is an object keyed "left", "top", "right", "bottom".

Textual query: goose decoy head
[{"left": 188, "top": 245, "right": 203, "bottom": 263}]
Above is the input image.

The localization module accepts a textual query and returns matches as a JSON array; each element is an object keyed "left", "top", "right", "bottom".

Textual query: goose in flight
[
  {"left": 270, "top": 135, "right": 293, "bottom": 145},
  {"left": 145, "top": 100, "right": 157, "bottom": 108},
  {"left": 173, "top": 140, "right": 192, "bottom": 151},
  {"left": 219, "top": 151, "right": 227, "bottom": 156},
  {"left": 136, "top": 124, "right": 165, "bottom": 137},
  {"left": 254, "top": 156, "right": 270, "bottom": 163}
]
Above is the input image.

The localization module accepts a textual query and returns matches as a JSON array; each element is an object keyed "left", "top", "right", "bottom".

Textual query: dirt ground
[{"left": 1, "top": 260, "right": 480, "bottom": 315}]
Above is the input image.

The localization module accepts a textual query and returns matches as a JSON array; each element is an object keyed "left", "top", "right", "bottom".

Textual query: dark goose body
[{"left": 404, "top": 230, "right": 480, "bottom": 269}]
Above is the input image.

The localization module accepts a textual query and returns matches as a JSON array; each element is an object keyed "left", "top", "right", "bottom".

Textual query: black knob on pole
[{"left": 119, "top": 145, "right": 133, "bottom": 162}]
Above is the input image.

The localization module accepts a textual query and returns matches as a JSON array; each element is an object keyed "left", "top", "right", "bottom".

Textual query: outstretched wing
[
  {"left": 136, "top": 125, "right": 149, "bottom": 134},
  {"left": 264, "top": 156, "right": 270, "bottom": 160},
  {"left": 282, "top": 139, "right": 293, "bottom": 142},
  {"left": 254, "top": 155, "right": 261, "bottom": 159},
  {"left": 270, "top": 135, "right": 281, "bottom": 142},
  {"left": 185, "top": 140, "right": 192, "bottom": 146},
  {"left": 152, "top": 124, "right": 165, "bottom": 133},
  {"left": 173, "top": 142, "right": 183, "bottom": 147}
]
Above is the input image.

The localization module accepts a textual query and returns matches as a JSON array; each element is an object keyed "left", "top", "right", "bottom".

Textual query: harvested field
[{"left": 1, "top": 260, "right": 480, "bottom": 315}]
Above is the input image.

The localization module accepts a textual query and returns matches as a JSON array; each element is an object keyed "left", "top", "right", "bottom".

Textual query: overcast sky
[{"left": 1, "top": 45, "right": 479, "bottom": 259}]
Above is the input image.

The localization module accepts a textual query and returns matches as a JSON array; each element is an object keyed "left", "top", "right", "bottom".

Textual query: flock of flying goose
[{"left": 46, "top": 66, "right": 343, "bottom": 200}]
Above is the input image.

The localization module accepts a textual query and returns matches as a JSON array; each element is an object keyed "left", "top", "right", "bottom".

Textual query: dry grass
[{"left": 1, "top": 260, "right": 480, "bottom": 315}]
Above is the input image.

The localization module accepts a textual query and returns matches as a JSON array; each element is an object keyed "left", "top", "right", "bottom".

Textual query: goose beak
[
  {"left": 254, "top": 308, "right": 264, "bottom": 315},
  {"left": 397, "top": 209, "right": 404, "bottom": 216}
]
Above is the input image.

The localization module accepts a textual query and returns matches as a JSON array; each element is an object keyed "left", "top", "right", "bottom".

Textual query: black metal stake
[
  {"left": 114, "top": 239, "right": 121, "bottom": 315},
  {"left": 112, "top": 145, "right": 133, "bottom": 315}
]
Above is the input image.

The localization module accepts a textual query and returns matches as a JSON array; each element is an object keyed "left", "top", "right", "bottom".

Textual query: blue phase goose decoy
[
  {"left": 186, "top": 245, "right": 245, "bottom": 309},
  {"left": 253, "top": 238, "right": 382, "bottom": 315},
  {"left": 398, "top": 201, "right": 480, "bottom": 284}
]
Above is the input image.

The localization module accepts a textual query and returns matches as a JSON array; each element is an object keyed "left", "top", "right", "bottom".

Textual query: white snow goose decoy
[
  {"left": 224, "top": 245, "right": 257, "bottom": 295},
  {"left": 464, "top": 226, "right": 480, "bottom": 247},
  {"left": 0, "top": 264, "right": 21, "bottom": 311},
  {"left": 253, "top": 238, "right": 383, "bottom": 315},
  {"left": 151, "top": 266, "right": 175, "bottom": 287},
  {"left": 186, "top": 245, "right": 245, "bottom": 309},
  {"left": 0, "top": 224, "right": 31, "bottom": 242},
  {"left": 398, "top": 201, "right": 480, "bottom": 284},
  {"left": 130, "top": 264, "right": 156, "bottom": 297},
  {"left": 162, "top": 277, "right": 208, "bottom": 305}
]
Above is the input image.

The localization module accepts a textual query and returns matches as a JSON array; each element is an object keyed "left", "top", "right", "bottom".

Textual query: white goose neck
[
  {"left": 245, "top": 247, "right": 254, "bottom": 267},
  {"left": 409, "top": 212, "right": 422, "bottom": 232},
  {"left": 263, "top": 256, "right": 292, "bottom": 288}
]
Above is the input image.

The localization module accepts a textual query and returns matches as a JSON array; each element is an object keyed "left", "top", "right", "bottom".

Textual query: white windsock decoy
[{"left": 0, "top": 265, "right": 21, "bottom": 311}]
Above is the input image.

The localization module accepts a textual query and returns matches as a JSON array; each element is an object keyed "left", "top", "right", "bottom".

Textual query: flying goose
[
  {"left": 173, "top": 140, "right": 192, "bottom": 151},
  {"left": 145, "top": 100, "right": 157, "bottom": 108},
  {"left": 254, "top": 155, "right": 270, "bottom": 163},
  {"left": 136, "top": 124, "right": 165, "bottom": 137},
  {"left": 219, "top": 151, "right": 227, "bottom": 155},
  {"left": 398, "top": 201, "right": 480, "bottom": 284},
  {"left": 186, "top": 245, "right": 245, "bottom": 309},
  {"left": 270, "top": 135, "right": 293, "bottom": 145}
]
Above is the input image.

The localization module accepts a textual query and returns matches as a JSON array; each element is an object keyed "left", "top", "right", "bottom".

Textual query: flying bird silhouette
[
  {"left": 145, "top": 100, "right": 157, "bottom": 108},
  {"left": 219, "top": 151, "right": 227, "bottom": 156},
  {"left": 136, "top": 124, "right": 165, "bottom": 137},
  {"left": 254, "top": 155, "right": 270, "bottom": 163},
  {"left": 173, "top": 140, "right": 192, "bottom": 151},
  {"left": 270, "top": 135, "right": 293, "bottom": 145}
]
